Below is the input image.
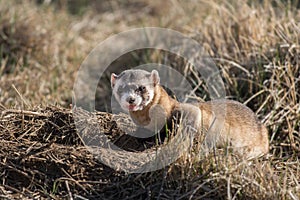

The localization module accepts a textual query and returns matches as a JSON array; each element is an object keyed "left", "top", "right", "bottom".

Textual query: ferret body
[{"left": 111, "top": 69, "right": 269, "bottom": 159}]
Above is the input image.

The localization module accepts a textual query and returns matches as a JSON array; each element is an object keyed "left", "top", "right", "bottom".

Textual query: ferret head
[{"left": 111, "top": 69, "right": 160, "bottom": 112}]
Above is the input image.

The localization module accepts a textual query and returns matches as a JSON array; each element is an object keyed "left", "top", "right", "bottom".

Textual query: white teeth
[{"left": 118, "top": 91, "right": 143, "bottom": 111}]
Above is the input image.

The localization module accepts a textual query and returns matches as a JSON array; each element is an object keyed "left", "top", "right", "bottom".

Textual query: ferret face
[{"left": 111, "top": 69, "right": 160, "bottom": 112}]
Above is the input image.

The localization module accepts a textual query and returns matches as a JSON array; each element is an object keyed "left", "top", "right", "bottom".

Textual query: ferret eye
[{"left": 138, "top": 86, "right": 146, "bottom": 92}]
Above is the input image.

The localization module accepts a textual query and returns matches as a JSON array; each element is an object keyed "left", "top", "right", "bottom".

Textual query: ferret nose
[{"left": 127, "top": 97, "right": 135, "bottom": 104}]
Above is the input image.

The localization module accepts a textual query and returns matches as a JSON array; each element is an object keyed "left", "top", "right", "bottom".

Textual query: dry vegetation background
[{"left": 0, "top": 0, "right": 299, "bottom": 199}]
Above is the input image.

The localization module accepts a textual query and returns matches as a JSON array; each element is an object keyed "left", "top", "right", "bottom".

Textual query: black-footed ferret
[{"left": 111, "top": 69, "right": 269, "bottom": 159}]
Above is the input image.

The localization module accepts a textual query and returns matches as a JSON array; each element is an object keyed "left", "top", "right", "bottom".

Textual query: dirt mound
[{"left": 0, "top": 107, "right": 176, "bottom": 199}]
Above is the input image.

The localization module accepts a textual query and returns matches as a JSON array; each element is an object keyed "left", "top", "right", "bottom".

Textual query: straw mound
[{"left": 0, "top": 107, "right": 168, "bottom": 199}]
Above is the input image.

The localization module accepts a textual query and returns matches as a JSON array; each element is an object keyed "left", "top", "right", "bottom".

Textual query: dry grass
[{"left": 0, "top": 0, "right": 299, "bottom": 199}]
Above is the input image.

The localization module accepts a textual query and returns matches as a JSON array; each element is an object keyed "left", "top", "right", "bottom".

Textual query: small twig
[
  {"left": 157, "top": 168, "right": 168, "bottom": 200},
  {"left": 65, "top": 180, "right": 73, "bottom": 200},
  {"left": 1, "top": 109, "right": 48, "bottom": 118},
  {"left": 25, "top": 141, "right": 38, "bottom": 155},
  {"left": 214, "top": 58, "right": 251, "bottom": 76},
  {"left": 227, "top": 176, "right": 232, "bottom": 200},
  {"left": 243, "top": 89, "right": 266, "bottom": 105},
  {"left": 59, "top": 168, "right": 89, "bottom": 194},
  {"left": 0, "top": 102, "right": 6, "bottom": 110},
  {"left": 12, "top": 84, "right": 30, "bottom": 108},
  {"left": 73, "top": 195, "right": 89, "bottom": 200},
  {"left": 3, "top": 184, "right": 24, "bottom": 195}
]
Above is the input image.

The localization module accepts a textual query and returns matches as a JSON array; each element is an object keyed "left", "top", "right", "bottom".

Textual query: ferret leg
[
  {"left": 144, "top": 104, "right": 167, "bottom": 132},
  {"left": 176, "top": 103, "right": 202, "bottom": 152}
]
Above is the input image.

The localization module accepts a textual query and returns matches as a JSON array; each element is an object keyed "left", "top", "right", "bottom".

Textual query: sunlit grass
[{"left": 0, "top": 0, "right": 299, "bottom": 199}]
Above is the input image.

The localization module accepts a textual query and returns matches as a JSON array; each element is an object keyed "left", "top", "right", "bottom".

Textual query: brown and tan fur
[
  {"left": 111, "top": 69, "right": 269, "bottom": 159},
  {"left": 129, "top": 86, "right": 178, "bottom": 127}
]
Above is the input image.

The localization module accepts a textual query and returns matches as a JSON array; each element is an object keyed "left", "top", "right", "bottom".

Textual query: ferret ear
[
  {"left": 151, "top": 70, "right": 160, "bottom": 86},
  {"left": 111, "top": 73, "right": 118, "bottom": 88}
]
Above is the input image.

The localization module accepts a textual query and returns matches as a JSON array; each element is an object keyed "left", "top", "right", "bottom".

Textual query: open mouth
[{"left": 128, "top": 104, "right": 136, "bottom": 111}]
